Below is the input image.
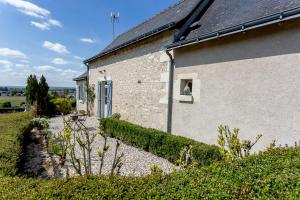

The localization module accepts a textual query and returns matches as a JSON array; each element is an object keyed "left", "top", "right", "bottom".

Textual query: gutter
[
  {"left": 166, "top": 50, "right": 174, "bottom": 133},
  {"left": 85, "top": 63, "right": 89, "bottom": 115},
  {"left": 166, "top": 6, "right": 300, "bottom": 50}
]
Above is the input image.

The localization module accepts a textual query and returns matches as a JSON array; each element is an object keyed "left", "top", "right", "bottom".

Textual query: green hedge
[
  {"left": 0, "top": 112, "right": 33, "bottom": 176},
  {"left": 102, "top": 118, "right": 221, "bottom": 166},
  {"left": 0, "top": 147, "right": 299, "bottom": 199},
  {"left": 0, "top": 101, "right": 11, "bottom": 108}
]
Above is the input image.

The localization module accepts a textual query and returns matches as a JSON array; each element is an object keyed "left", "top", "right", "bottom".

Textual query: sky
[{"left": 0, "top": 0, "right": 177, "bottom": 87}]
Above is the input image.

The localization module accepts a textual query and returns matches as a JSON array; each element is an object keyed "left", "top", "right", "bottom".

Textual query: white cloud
[
  {"left": 52, "top": 58, "right": 68, "bottom": 65},
  {"left": 31, "top": 19, "right": 62, "bottom": 30},
  {"left": 80, "top": 38, "right": 96, "bottom": 43},
  {"left": 0, "top": 60, "right": 13, "bottom": 72},
  {"left": 48, "top": 19, "right": 62, "bottom": 27},
  {"left": 0, "top": 0, "right": 62, "bottom": 31},
  {"left": 19, "top": 9, "right": 44, "bottom": 18},
  {"left": 43, "top": 41, "right": 69, "bottom": 54},
  {"left": 0, "top": 64, "right": 81, "bottom": 86},
  {"left": 0, "top": 48, "right": 27, "bottom": 59},
  {"left": 20, "top": 59, "right": 29, "bottom": 63},
  {"left": 0, "top": 0, "right": 50, "bottom": 18},
  {"left": 15, "top": 63, "right": 28, "bottom": 68},
  {"left": 33, "top": 65, "right": 62, "bottom": 72},
  {"left": 31, "top": 21, "right": 50, "bottom": 30},
  {"left": 74, "top": 56, "right": 85, "bottom": 60}
]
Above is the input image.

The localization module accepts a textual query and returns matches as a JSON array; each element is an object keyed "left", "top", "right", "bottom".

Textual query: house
[{"left": 74, "top": 0, "right": 300, "bottom": 150}]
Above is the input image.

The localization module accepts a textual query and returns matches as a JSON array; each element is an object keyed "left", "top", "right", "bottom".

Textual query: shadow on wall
[{"left": 175, "top": 19, "right": 300, "bottom": 68}]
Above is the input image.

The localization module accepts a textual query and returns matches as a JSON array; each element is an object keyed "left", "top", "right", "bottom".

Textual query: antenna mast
[{"left": 111, "top": 12, "right": 120, "bottom": 40}]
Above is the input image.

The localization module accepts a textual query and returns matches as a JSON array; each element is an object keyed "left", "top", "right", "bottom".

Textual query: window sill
[{"left": 179, "top": 95, "right": 193, "bottom": 103}]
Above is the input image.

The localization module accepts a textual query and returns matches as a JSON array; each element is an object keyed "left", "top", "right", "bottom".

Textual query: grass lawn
[
  {"left": 0, "top": 96, "right": 26, "bottom": 107},
  {"left": 0, "top": 112, "right": 32, "bottom": 176}
]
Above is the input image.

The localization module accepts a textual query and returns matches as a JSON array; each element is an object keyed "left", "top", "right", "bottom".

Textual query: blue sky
[{"left": 0, "top": 0, "right": 176, "bottom": 87}]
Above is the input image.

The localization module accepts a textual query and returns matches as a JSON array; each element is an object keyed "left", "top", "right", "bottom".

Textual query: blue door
[
  {"left": 97, "top": 81, "right": 102, "bottom": 117},
  {"left": 106, "top": 80, "right": 112, "bottom": 117}
]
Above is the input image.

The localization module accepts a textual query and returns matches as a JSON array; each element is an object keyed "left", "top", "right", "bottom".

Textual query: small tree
[
  {"left": 25, "top": 75, "right": 39, "bottom": 105},
  {"left": 25, "top": 74, "right": 50, "bottom": 116},
  {"left": 37, "top": 75, "right": 49, "bottom": 116},
  {"left": 217, "top": 125, "right": 262, "bottom": 161}
]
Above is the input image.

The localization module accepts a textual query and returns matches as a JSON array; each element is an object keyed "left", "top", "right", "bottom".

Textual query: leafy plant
[
  {"left": 50, "top": 98, "right": 72, "bottom": 114},
  {"left": 217, "top": 125, "right": 262, "bottom": 161},
  {"left": 176, "top": 145, "right": 197, "bottom": 169},
  {"left": 50, "top": 122, "right": 71, "bottom": 166},
  {"left": 111, "top": 113, "right": 121, "bottom": 119},
  {"left": 150, "top": 164, "right": 163, "bottom": 176},
  {"left": 30, "top": 118, "right": 49, "bottom": 129}
]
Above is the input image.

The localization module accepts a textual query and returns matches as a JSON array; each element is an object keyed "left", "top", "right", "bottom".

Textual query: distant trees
[{"left": 25, "top": 75, "right": 49, "bottom": 116}]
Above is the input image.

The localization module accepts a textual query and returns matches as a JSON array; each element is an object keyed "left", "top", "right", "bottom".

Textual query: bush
[
  {"left": 101, "top": 118, "right": 221, "bottom": 166},
  {"left": 0, "top": 101, "right": 11, "bottom": 108},
  {"left": 51, "top": 98, "right": 72, "bottom": 114},
  {"left": 0, "top": 147, "right": 299, "bottom": 199},
  {"left": 30, "top": 118, "right": 49, "bottom": 129},
  {"left": 20, "top": 102, "right": 26, "bottom": 107},
  {"left": 70, "top": 99, "right": 76, "bottom": 108},
  {"left": 0, "top": 112, "right": 33, "bottom": 176}
]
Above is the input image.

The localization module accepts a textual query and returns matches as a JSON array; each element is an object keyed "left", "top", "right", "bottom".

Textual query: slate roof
[
  {"left": 73, "top": 71, "right": 87, "bottom": 81},
  {"left": 84, "top": 0, "right": 201, "bottom": 63},
  {"left": 184, "top": 0, "right": 300, "bottom": 41}
]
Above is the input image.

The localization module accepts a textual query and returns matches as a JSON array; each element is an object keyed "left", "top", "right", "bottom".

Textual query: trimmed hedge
[
  {"left": 0, "top": 112, "right": 33, "bottom": 176},
  {"left": 102, "top": 118, "right": 221, "bottom": 166},
  {"left": 0, "top": 147, "right": 299, "bottom": 199}
]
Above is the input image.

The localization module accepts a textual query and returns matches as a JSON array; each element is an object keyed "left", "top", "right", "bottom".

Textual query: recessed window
[
  {"left": 180, "top": 79, "right": 193, "bottom": 95},
  {"left": 79, "top": 84, "right": 85, "bottom": 100}
]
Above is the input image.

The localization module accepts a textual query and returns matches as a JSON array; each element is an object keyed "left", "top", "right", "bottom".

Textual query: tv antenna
[{"left": 111, "top": 12, "right": 120, "bottom": 40}]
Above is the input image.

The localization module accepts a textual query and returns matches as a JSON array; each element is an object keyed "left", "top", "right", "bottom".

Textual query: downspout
[
  {"left": 85, "top": 63, "right": 89, "bottom": 115},
  {"left": 166, "top": 50, "right": 174, "bottom": 133}
]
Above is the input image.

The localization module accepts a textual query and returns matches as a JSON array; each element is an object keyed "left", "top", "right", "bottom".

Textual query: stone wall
[
  {"left": 88, "top": 31, "right": 174, "bottom": 131},
  {"left": 172, "top": 19, "right": 300, "bottom": 150}
]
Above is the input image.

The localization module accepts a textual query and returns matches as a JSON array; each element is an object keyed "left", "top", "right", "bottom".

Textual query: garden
[
  {"left": 0, "top": 110, "right": 299, "bottom": 199},
  {"left": 0, "top": 74, "right": 299, "bottom": 199}
]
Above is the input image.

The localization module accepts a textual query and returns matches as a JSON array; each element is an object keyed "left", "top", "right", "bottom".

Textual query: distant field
[{"left": 0, "top": 96, "right": 26, "bottom": 107}]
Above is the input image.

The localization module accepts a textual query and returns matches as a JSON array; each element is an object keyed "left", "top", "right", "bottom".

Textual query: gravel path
[{"left": 48, "top": 116, "right": 176, "bottom": 177}]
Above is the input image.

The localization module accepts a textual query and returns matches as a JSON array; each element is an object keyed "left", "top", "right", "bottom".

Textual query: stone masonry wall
[{"left": 88, "top": 31, "right": 173, "bottom": 131}]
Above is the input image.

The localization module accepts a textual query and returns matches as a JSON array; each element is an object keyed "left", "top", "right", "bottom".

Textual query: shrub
[
  {"left": 101, "top": 118, "right": 221, "bottom": 166},
  {"left": 0, "top": 147, "right": 299, "bottom": 199},
  {"left": 0, "top": 101, "right": 11, "bottom": 108},
  {"left": 51, "top": 98, "right": 72, "bottom": 114},
  {"left": 70, "top": 99, "right": 76, "bottom": 108},
  {"left": 20, "top": 102, "right": 26, "bottom": 107},
  {"left": 0, "top": 112, "right": 33, "bottom": 176},
  {"left": 30, "top": 118, "right": 49, "bottom": 129}
]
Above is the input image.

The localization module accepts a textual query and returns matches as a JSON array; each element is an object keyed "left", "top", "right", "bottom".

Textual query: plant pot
[{"left": 35, "top": 135, "right": 43, "bottom": 144}]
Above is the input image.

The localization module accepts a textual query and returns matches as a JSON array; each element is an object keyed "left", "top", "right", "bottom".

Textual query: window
[
  {"left": 180, "top": 79, "right": 193, "bottom": 95},
  {"left": 78, "top": 84, "right": 85, "bottom": 101}
]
